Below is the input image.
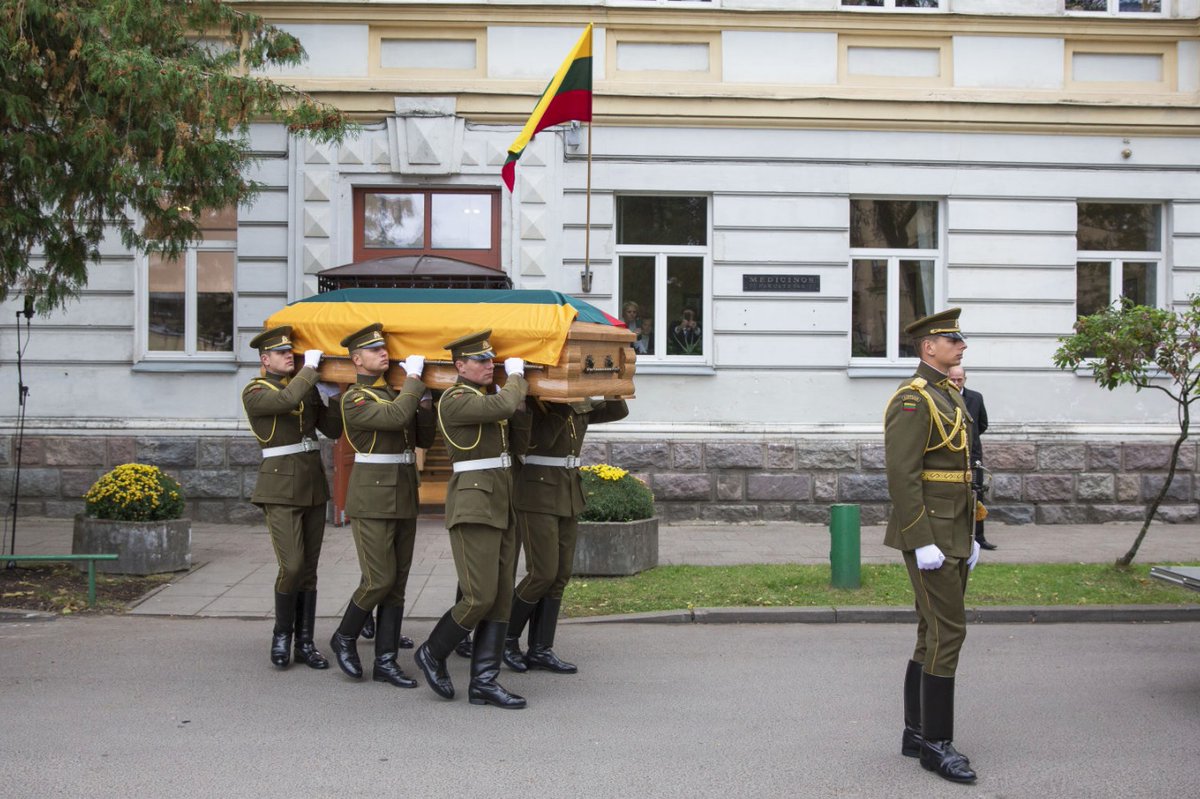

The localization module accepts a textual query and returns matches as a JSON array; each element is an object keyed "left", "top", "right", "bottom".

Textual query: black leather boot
[
  {"left": 468, "top": 620, "right": 527, "bottom": 709},
  {"left": 525, "top": 596, "right": 576, "bottom": 674},
  {"left": 901, "top": 659, "right": 922, "bottom": 757},
  {"left": 271, "top": 592, "right": 297, "bottom": 668},
  {"left": 502, "top": 594, "right": 538, "bottom": 673},
  {"left": 452, "top": 585, "right": 472, "bottom": 658},
  {"left": 329, "top": 602, "right": 371, "bottom": 679},
  {"left": 360, "top": 609, "right": 376, "bottom": 640},
  {"left": 415, "top": 611, "right": 470, "bottom": 699},
  {"left": 373, "top": 605, "right": 418, "bottom": 688},
  {"left": 920, "top": 672, "right": 976, "bottom": 783},
  {"left": 293, "top": 591, "right": 329, "bottom": 670}
]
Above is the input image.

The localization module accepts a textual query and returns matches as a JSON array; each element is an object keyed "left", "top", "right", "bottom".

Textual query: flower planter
[
  {"left": 573, "top": 517, "right": 658, "bottom": 576},
  {"left": 71, "top": 515, "right": 192, "bottom": 575}
]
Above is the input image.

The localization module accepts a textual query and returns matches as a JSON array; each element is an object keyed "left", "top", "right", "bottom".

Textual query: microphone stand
[{"left": 5, "top": 297, "right": 33, "bottom": 568}]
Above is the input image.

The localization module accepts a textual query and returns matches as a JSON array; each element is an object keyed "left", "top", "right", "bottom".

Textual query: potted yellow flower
[
  {"left": 72, "top": 463, "right": 191, "bottom": 575},
  {"left": 574, "top": 463, "right": 658, "bottom": 576}
]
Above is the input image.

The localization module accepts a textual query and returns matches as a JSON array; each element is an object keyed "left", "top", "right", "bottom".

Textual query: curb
[
  {"left": 565, "top": 604, "right": 1200, "bottom": 625},
  {"left": 0, "top": 608, "right": 58, "bottom": 623}
]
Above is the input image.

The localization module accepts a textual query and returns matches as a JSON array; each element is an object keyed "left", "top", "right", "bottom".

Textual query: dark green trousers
[
  {"left": 262, "top": 503, "right": 325, "bottom": 594},
  {"left": 349, "top": 516, "right": 416, "bottom": 611},
  {"left": 903, "top": 551, "right": 971, "bottom": 677},
  {"left": 448, "top": 520, "right": 517, "bottom": 629},
  {"left": 515, "top": 510, "right": 578, "bottom": 602}
]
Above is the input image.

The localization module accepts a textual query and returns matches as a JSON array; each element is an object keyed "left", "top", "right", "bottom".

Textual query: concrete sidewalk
[{"left": 5, "top": 516, "right": 1200, "bottom": 620}]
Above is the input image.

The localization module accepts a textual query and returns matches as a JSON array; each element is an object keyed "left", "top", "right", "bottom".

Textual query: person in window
[
  {"left": 622, "top": 301, "right": 653, "bottom": 355},
  {"left": 668, "top": 307, "right": 702, "bottom": 355}
]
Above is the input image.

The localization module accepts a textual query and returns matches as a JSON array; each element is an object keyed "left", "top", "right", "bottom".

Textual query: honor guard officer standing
[
  {"left": 328, "top": 323, "right": 434, "bottom": 689},
  {"left": 414, "top": 330, "right": 529, "bottom": 709},
  {"left": 243, "top": 325, "right": 343, "bottom": 670},
  {"left": 883, "top": 308, "right": 982, "bottom": 785},
  {"left": 503, "top": 397, "right": 629, "bottom": 674}
]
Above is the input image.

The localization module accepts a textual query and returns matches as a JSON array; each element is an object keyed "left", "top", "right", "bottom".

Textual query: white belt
[
  {"left": 453, "top": 454, "right": 512, "bottom": 473},
  {"left": 520, "top": 455, "right": 582, "bottom": 468},
  {"left": 261, "top": 439, "right": 319, "bottom": 458},
  {"left": 354, "top": 451, "right": 416, "bottom": 465}
]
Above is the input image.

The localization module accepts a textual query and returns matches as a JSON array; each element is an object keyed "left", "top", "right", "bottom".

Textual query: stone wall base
[{"left": 2, "top": 434, "right": 1196, "bottom": 525}]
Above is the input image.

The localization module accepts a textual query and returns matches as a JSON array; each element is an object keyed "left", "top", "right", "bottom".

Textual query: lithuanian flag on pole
[{"left": 502, "top": 24, "right": 593, "bottom": 191}]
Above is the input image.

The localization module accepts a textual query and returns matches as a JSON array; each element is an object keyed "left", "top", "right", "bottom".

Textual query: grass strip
[{"left": 562, "top": 562, "right": 1200, "bottom": 618}]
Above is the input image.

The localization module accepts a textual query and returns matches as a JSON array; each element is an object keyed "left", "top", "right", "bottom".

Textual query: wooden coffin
[{"left": 314, "top": 321, "right": 636, "bottom": 402}]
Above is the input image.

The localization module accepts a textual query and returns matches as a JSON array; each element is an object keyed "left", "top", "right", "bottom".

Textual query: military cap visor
[
  {"left": 445, "top": 329, "right": 496, "bottom": 361},
  {"left": 250, "top": 326, "right": 294, "bottom": 352},
  {"left": 904, "top": 308, "right": 965, "bottom": 341},
  {"left": 340, "top": 323, "right": 387, "bottom": 351}
]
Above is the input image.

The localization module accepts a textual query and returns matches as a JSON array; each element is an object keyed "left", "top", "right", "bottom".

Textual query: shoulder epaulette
[
  {"left": 244, "top": 378, "right": 279, "bottom": 394},
  {"left": 909, "top": 377, "right": 927, "bottom": 390}
]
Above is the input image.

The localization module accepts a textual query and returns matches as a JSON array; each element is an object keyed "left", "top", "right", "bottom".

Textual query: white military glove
[
  {"left": 914, "top": 543, "right": 946, "bottom": 571},
  {"left": 403, "top": 354, "right": 425, "bottom": 378},
  {"left": 315, "top": 382, "right": 339, "bottom": 406},
  {"left": 504, "top": 357, "right": 525, "bottom": 377},
  {"left": 967, "top": 540, "right": 981, "bottom": 572},
  {"left": 303, "top": 349, "right": 322, "bottom": 369}
]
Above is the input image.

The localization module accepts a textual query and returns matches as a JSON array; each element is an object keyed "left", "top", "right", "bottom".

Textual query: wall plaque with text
[{"left": 742, "top": 274, "right": 820, "bottom": 293}]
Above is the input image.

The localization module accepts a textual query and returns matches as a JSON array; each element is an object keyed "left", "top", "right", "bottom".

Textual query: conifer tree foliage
[{"left": 0, "top": 0, "right": 350, "bottom": 312}]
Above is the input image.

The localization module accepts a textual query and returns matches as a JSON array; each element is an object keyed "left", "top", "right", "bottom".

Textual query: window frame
[
  {"left": 137, "top": 235, "right": 238, "bottom": 363},
  {"left": 352, "top": 186, "right": 502, "bottom": 268},
  {"left": 614, "top": 194, "right": 713, "bottom": 366},
  {"left": 848, "top": 197, "right": 944, "bottom": 365},
  {"left": 1065, "top": 1, "right": 1167, "bottom": 18},
  {"left": 1075, "top": 201, "right": 1167, "bottom": 315},
  {"left": 840, "top": 0, "right": 944, "bottom": 12}
]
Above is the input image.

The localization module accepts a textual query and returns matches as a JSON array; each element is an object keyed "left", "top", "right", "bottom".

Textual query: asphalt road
[{"left": 1, "top": 618, "right": 1197, "bottom": 798}]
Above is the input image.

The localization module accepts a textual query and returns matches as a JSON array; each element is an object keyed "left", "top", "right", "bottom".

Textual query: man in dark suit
[{"left": 948, "top": 366, "right": 995, "bottom": 550}]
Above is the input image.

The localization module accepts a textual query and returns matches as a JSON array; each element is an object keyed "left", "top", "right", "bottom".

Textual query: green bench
[{"left": 4, "top": 554, "right": 121, "bottom": 607}]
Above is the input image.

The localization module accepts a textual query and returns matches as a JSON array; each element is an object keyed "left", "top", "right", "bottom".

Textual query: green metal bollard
[{"left": 829, "top": 504, "right": 862, "bottom": 589}]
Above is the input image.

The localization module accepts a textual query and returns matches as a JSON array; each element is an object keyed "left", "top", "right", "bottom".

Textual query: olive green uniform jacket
[
  {"left": 341, "top": 374, "right": 435, "bottom": 519},
  {"left": 438, "top": 375, "right": 528, "bottom": 530},
  {"left": 243, "top": 366, "right": 343, "bottom": 507},
  {"left": 510, "top": 399, "right": 630, "bottom": 517},
  {"left": 882, "top": 361, "right": 975, "bottom": 559}
]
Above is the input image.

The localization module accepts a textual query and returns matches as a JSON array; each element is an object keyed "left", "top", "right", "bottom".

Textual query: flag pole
[{"left": 583, "top": 120, "right": 593, "bottom": 293}]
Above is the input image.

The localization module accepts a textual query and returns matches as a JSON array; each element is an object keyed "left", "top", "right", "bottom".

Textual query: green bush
[
  {"left": 579, "top": 464, "right": 655, "bottom": 522},
  {"left": 84, "top": 463, "right": 186, "bottom": 522}
]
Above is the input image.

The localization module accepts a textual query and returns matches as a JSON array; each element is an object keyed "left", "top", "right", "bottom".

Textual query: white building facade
[{"left": 4, "top": 0, "right": 1200, "bottom": 525}]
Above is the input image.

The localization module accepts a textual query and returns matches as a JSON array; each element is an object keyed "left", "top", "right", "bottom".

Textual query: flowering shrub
[
  {"left": 579, "top": 463, "right": 655, "bottom": 522},
  {"left": 84, "top": 464, "right": 186, "bottom": 522}
]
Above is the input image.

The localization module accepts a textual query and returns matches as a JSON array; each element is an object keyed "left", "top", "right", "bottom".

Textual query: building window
[
  {"left": 353, "top": 187, "right": 500, "bottom": 268},
  {"left": 616, "top": 196, "right": 709, "bottom": 360},
  {"left": 143, "top": 207, "right": 236, "bottom": 356},
  {"left": 1066, "top": 1, "right": 1163, "bottom": 15},
  {"left": 849, "top": 199, "right": 941, "bottom": 360},
  {"left": 841, "top": 0, "right": 942, "bottom": 10},
  {"left": 1076, "top": 202, "right": 1163, "bottom": 317}
]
